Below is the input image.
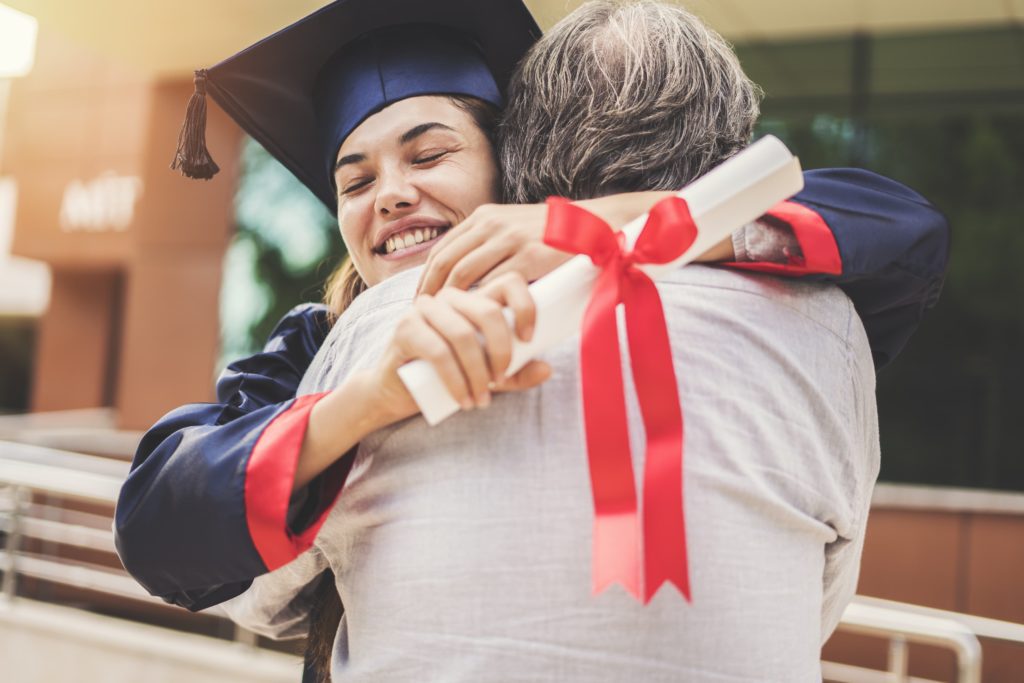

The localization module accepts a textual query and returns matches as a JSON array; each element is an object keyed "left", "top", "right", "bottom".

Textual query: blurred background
[{"left": 0, "top": 1, "right": 1021, "bottom": 681}]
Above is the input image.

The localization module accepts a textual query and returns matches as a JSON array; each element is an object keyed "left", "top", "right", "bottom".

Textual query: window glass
[{"left": 738, "top": 27, "right": 1024, "bottom": 490}]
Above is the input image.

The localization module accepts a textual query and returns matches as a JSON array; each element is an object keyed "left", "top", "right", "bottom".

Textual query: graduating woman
[{"left": 114, "top": 1, "right": 948, "bottom": 679}]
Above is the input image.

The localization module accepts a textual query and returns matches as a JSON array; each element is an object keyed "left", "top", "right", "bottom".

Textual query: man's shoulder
[
  {"left": 658, "top": 264, "right": 860, "bottom": 351},
  {"left": 299, "top": 267, "right": 422, "bottom": 396},
  {"left": 342, "top": 268, "right": 420, "bottom": 323}
]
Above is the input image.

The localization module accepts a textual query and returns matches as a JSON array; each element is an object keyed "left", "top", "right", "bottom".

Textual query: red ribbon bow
[{"left": 544, "top": 196, "right": 697, "bottom": 604}]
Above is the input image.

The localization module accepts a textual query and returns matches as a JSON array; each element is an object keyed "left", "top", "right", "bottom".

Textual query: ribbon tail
[
  {"left": 592, "top": 511, "right": 642, "bottom": 600},
  {"left": 624, "top": 273, "right": 690, "bottom": 603},
  {"left": 582, "top": 268, "right": 641, "bottom": 599}
]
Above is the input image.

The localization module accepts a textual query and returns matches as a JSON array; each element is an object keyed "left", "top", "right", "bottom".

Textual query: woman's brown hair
[{"left": 305, "top": 93, "right": 499, "bottom": 682}]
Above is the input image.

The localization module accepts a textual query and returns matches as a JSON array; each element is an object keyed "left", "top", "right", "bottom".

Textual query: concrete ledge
[
  {"left": 872, "top": 483, "right": 1024, "bottom": 516},
  {"left": 0, "top": 410, "right": 141, "bottom": 459},
  {"left": 0, "top": 598, "right": 302, "bottom": 683}
]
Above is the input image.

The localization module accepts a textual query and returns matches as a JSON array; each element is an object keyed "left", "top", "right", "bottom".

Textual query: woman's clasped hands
[{"left": 373, "top": 271, "right": 552, "bottom": 422}]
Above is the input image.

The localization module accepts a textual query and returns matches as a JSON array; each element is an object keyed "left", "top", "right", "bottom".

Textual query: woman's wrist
[
  {"left": 333, "top": 366, "right": 413, "bottom": 434},
  {"left": 292, "top": 368, "right": 407, "bottom": 492}
]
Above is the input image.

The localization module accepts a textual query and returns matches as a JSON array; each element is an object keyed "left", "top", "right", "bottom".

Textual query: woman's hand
[
  {"left": 373, "top": 272, "right": 552, "bottom": 422},
  {"left": 417, "top": 203, "right": 570, "bottom": 295},
  {"left": 416, "top": 192, "right": 735, "bottom": 296}
]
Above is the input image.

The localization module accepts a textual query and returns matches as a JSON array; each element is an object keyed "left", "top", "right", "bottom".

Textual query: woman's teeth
[{"left": 382, "top": 227, "right": 442, "bottom": 255}]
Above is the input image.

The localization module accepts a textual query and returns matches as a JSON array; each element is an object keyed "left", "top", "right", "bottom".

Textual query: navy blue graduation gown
[{"left": 114, "top": 168, "right": 949, "bottom": 611}]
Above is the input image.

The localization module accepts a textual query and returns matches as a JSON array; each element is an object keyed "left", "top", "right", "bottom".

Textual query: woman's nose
[{"left": 374, "top": 169, "right": 420, "bottom": 216}]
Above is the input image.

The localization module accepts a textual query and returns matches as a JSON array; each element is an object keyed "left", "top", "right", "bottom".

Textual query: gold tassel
[{"left": 170, "top": 70, "right": 220, "bottom": 180}]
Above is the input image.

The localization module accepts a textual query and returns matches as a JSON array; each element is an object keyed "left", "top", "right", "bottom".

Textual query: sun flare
[{"left": 0, "top": 4, "right": 38, "bottom": 78}]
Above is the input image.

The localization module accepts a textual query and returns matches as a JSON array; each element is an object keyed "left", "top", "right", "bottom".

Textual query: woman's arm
[
  {"left": 417, "top": 168, "right": 950, "bottom": 369},
  {"left": 114, "top": 304, "right": 349, "bottom": 610},
  {"left": 735, "top": 168, "right": 950, "bottom": 368}
]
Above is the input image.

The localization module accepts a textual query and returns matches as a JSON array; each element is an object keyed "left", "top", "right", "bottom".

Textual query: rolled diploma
[{"left": 398, "top": 135, "right": 805, "bottom": 425}]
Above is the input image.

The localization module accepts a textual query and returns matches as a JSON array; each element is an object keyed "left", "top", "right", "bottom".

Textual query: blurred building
[{"left": 0, "top": 1, "right": 1022, "bottom": 681}]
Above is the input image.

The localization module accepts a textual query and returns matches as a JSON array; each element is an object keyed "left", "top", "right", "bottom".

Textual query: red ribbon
[{"left": 544, "top": 196, "right": 696, "bottom": 604}]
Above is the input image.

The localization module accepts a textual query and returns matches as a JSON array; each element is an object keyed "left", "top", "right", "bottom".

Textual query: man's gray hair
[{"left": 500, "top": 0, "right": 762, "bottom": 203}]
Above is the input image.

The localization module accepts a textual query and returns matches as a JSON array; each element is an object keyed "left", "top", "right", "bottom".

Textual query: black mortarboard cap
[{"left": 171, "top": 0, "right": 541, "bottom": 212}]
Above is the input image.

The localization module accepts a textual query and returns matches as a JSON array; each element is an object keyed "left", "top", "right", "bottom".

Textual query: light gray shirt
[{"left": 225, "top": 264, "right": 879, "bottom": 683}]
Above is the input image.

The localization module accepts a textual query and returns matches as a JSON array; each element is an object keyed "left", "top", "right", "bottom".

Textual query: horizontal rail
[
  {"left": 0, "top": 440, "right": 129, "bottom": 478},
  {"left": 0, "top": 460, "right": 123, "bottom": 506},
  {"left": 821, "top": 660, "right": 943, "bottom": 683},
  {"left": 12, "top": 516, "right": 117, "bottom": 553},
  {"left": 0, "top": 410, "right": 141, "bottom": 460},
  {"left": 1, "top": 431, "right": 141, "bottom": 461},
  {"left": 852, "top": 595, "right": 1024, "bottom": 645},
  {"left": 0, "top": 408, "right": 117, "bottom": 434},
  {"left": 20, "top": 503, "right": 113, "bottom": 532},
  {"left": 1, "top": 550, "right": 157, "bottom": 602},
  {"left": 0, "top": 550, "right": 228, "bottom": 618}
]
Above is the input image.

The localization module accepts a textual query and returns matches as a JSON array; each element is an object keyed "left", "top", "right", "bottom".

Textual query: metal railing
[
  {"left": 825, "top": 599, "right": 981, "bottom": 683},
  {"left": 0, "top": 440, "right": 243, "bottom": 631},
  {"left": 2, "top": 438, "right": 1024, "bottom": 681},
  {"left": 825, "top": 595, "right": 1024, "bottom": 683}
]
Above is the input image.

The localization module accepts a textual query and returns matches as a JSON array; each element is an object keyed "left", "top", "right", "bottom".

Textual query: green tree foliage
[{"left": 220, "top": 138, "right": 346, "bottom": 365}]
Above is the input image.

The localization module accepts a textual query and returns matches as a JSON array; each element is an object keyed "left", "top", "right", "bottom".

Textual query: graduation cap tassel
[{"left": 170, "top": 70, "right": 220, "bottom": 180}]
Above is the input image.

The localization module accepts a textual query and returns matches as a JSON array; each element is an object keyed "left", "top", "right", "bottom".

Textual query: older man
[{"left": 228, "top": 274, "right": 875, "bottom": 682}]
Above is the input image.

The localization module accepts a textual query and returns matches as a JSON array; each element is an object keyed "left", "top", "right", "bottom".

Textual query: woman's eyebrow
[
  {"left": 399, "top": 122, "right": 457, "bottom": 145},
  {"left": 335, "top": 153, "right": 366, "bottom": 172}
]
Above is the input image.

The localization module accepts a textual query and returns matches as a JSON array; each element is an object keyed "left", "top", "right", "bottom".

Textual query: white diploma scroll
[{"left": 398, "top": 135, "right": 805, "bottom": 425}]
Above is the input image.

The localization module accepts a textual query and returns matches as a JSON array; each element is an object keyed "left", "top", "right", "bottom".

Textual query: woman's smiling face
[{"left": 333, "top": 96, "right": 500, "bottom": 287}]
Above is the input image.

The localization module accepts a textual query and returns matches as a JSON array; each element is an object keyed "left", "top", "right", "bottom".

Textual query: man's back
[{"left": 235, "top": 264, "right": 879, "bottom": 682}]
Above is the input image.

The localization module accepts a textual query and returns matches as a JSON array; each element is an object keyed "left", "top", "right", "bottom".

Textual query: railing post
[
  {"left": 1, "top": 485, "right": 27, "bottom": 600},
  {"left": 233, "top": 622, "right": 259, "bottom": 647},
  {"left": 953, "top": 635, "right": 983, "bottom": 683},
  {"left": 886, "top": 635, "right": 909, "bottom": 681}
]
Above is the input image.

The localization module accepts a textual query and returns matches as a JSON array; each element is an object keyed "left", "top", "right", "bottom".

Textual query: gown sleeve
[
  {"left": 114, "top": 303, "right": 355, "bottom": 611},
  {"left": 725, "top": 168, "right": 951, "bottom": 369}
]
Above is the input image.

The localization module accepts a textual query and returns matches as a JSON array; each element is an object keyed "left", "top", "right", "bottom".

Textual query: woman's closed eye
[
  {"left": 413, "top": 149, "right": 451, "bottom": 165},
  {"left": 340, "top": 177, "right": 373, "bottom": 196}
]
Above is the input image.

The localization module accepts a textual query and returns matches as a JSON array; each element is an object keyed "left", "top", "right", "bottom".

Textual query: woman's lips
[
  {"left": 376, "top": 226, "right": 449, "bottom": 261},
  {"left": 373, "top": 215, "right": 450, "bottom": 252}
]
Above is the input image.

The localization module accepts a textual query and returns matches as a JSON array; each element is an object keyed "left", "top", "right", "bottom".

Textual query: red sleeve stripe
[
  {"left": 244, "top": 392, "right": 342, "bottom": 570},
  {"left": 724, "top": 200, "right": 842, "bottom": 276}
]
